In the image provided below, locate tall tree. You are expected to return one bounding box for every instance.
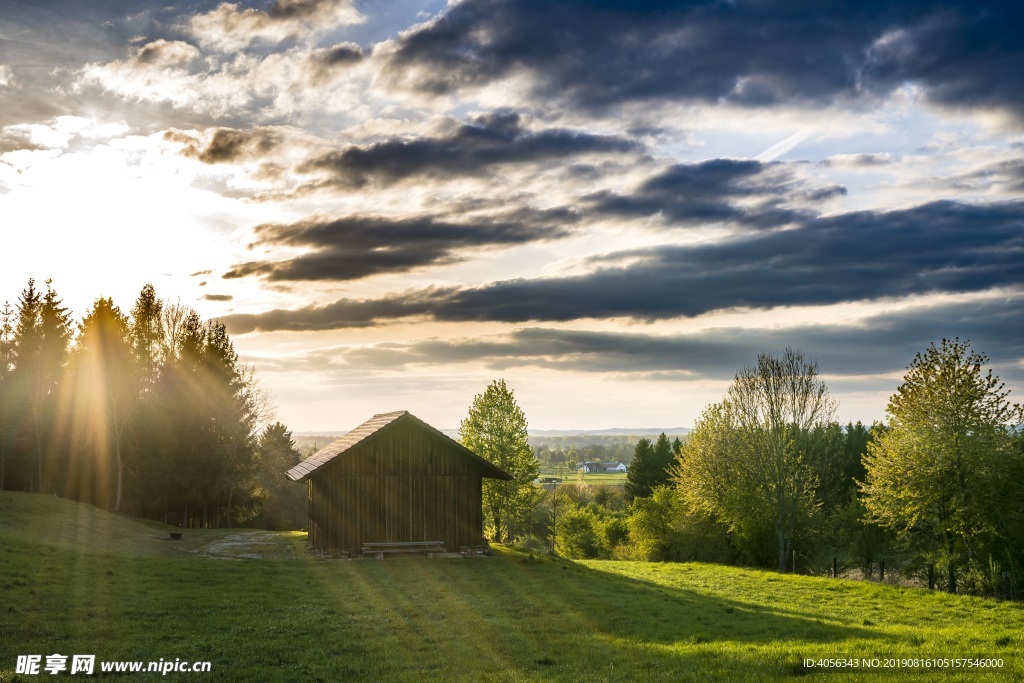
[10,279,72,492]
[129,283,163,393]
[253,422,304,530]
[675,348,838,571]
[860,339,1024,593]
[624,435,673,502]
[71,298,139,511]
[459,379,540,543]
[0,301,14,489]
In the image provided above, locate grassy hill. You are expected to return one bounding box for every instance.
[1,492,1021,681]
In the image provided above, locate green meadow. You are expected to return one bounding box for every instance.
[1,491,1021,682]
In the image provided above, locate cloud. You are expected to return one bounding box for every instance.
[952,157,1024,195]
[379,0,1024,122]
[168,127,283,164]
[259,296,1024,393]
[296,112,640,190]
[221,199,1024,331]
[77,36,368,122]
[306,43,364,85]
[862,5,1024,119]
[221,288,450,332]
[224,208,576,281]
[187,0,364,52]
[77,39,209,111]
[588,158,845,229]
[0,65,17,88]
[202,293,234,301]
[132,39,200,67]
[821,153,895,168]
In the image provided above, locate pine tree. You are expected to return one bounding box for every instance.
[624,438,656,502]
[72,298,139,511]
[129,283,163,392]
[0,301,14,489]
[10,279,71,492]
[254,422,304,530]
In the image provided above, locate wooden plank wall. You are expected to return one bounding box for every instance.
[307,421,487,553]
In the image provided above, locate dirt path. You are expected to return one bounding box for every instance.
[179,530,304,560]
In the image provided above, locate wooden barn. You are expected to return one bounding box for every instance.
[286,411,512,555]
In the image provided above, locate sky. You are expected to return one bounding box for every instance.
[1,0,1022,432]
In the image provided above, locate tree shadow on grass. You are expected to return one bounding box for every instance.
[493,551,878,643]
[277,548,885,681]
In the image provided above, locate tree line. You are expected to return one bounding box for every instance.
[476,342,1024,599]
[0,280,304,529]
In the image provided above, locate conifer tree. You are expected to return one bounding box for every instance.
[11,279,72,492]
[72,298,138,510]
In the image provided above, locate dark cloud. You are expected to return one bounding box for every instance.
[953,158,1024,195]
[337,296,1024,383]
[381,0,1024,120]
[221,287,450,332]
[821,153,894,168]
[297,112,639,189]
[860,3,1024,117]
[132,39,198,67]
[202,294,233,301]
[169,127,283,164]
[223,208,576,281]
[268,0,346,21]
[306,42,363,85]
[589,159,845,229]
[221,199,1024,331]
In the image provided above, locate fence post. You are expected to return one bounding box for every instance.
[880,557,885,581]
[833,557,837,578]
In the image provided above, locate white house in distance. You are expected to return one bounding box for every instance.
[579,461,627,473]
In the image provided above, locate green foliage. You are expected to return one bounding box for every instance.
[5,279,73,493]
[861,338,1024,594]
[622,485,682,561]
[0,301,15,489]
[553,494,625,560]
[0,281,278,529]
[591,483,625,511]
[675,348,840,571]
[624,433,673,502]
[555,504,603,558]
[459,379,541,543]
[251,422,305,530]
[67,297,139,511]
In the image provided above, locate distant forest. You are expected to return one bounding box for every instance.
[530,433,688,468]
[0,279,304,530]
[296,432,691,469]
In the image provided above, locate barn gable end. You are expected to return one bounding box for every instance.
[285,411,512,554]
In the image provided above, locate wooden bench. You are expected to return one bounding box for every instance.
[362,541,446,559]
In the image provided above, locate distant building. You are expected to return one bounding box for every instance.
[578,461,627,473]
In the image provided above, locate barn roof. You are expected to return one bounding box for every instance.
[285,410,514,483]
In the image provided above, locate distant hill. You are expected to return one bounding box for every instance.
[527,427,691,437]
[296,427,691,439]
